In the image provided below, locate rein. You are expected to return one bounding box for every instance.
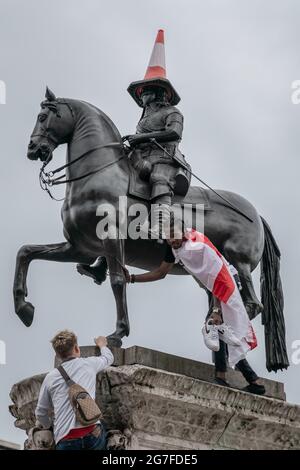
[39,142,126,201]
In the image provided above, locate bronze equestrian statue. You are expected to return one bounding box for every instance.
[13,84,288,372]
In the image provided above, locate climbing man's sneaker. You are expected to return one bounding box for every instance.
[214,377,230,387]
[243,383,266,395]
[202,321,220,352]
[217,323,242,347]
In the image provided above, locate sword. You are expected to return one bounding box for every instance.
[149,138,254,223]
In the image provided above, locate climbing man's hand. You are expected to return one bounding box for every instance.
[122,267,131,283]
[94,336,108,349]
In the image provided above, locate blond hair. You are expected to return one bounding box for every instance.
[51,330,78,359]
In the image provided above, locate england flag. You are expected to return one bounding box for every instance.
[173,229,257,366]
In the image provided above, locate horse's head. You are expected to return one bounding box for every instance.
[27,87,75,162]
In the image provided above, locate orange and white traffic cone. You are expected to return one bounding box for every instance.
[127,29,180,107]
[144,29,166,80]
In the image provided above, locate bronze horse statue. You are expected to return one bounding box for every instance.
[13,88,289,372]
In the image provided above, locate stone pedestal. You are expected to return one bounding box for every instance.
[9,346,300,450]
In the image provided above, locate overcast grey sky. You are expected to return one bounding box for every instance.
[1,0,300,446]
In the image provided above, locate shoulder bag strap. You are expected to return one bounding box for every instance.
[57,365,76,386]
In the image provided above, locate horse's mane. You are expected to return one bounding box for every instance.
[62,98,122,141]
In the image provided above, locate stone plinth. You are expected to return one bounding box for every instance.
[9,346,300,450]
[76,345,285,401]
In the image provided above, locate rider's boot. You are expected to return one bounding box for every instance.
[148,204,171,243]
[148,195,172,243]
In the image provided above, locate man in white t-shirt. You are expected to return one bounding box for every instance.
[35,330,114,450]
[124,221,265,395]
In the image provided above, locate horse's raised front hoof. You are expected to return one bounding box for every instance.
[245,302,263,320]
[16,301,35,327]
[107,335,123,348]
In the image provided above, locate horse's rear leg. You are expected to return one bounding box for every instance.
[233,262,263,320]
[103,239,129,347]
[13,242,91,326]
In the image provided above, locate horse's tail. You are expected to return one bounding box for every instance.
[260,216,289,372]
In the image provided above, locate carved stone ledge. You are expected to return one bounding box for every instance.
[79,345,286,401]
[99,364,300,450]
[9,347,298,450]
[9,374,46,431]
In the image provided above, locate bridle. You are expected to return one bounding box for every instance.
[39,142,126,201]
[32,98,74,148]
[35,100,127,201]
